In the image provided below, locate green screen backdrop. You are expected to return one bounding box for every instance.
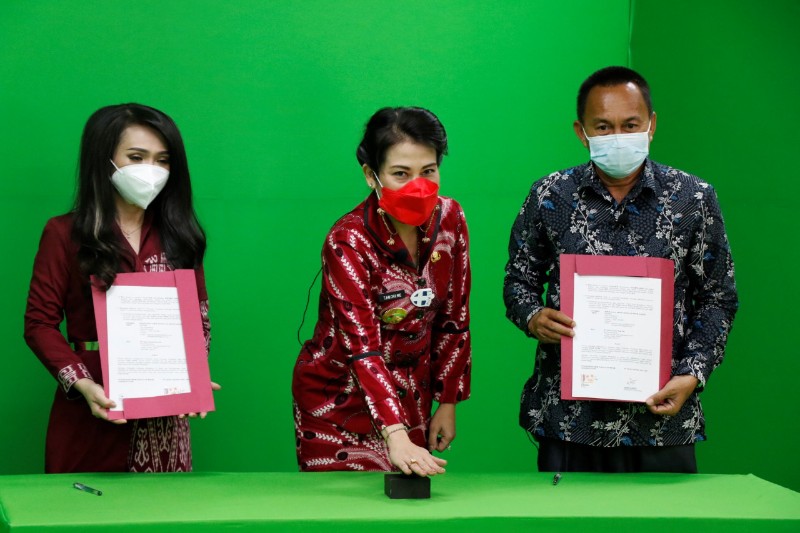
[631,0,800,492]
[1,0,797,492]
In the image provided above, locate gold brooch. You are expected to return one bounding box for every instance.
[381,308,407,324]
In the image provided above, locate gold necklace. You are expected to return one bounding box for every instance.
[376,208,398,245]
[377,205,439,246]
[419,205,439,243]
[119,223,142,238]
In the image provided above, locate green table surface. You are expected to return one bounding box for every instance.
[1,472,799,532]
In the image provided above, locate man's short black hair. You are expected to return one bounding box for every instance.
[577,66,653,122]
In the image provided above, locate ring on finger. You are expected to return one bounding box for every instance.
[409,458,417,464]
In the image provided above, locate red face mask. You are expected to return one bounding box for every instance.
[377,176,440,226]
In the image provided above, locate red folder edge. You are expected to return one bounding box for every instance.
[91,270,214,420]
[559,254,674,402]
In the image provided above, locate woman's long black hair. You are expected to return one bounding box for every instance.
[72,103,205,288]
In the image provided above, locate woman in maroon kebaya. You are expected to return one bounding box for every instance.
[24,104,216,473]
[293,107,471,475]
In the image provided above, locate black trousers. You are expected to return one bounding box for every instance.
[536,437,697,473]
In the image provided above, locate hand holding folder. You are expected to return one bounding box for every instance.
[91,270,215,420]
[559,254,674,402]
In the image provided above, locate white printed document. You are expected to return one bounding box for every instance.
[105,285,191,411]
[571,274,661,401]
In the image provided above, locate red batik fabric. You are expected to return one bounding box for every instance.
[293,193,471,471]
[24,212,210,473]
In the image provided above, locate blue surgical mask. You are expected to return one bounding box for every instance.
[583,123,651,179]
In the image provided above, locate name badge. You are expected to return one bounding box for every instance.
[377,290,406,303]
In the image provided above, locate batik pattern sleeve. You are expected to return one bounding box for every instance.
[200,300,210,356]
[24,219,93,393]
[322,229,407,429]
[194,264,211,356]
[674,184,738,388]
[430,205,471,404]
[503,182,552,336]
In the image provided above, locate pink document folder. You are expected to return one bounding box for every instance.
[559,254,674,401]
[91,270,214,420]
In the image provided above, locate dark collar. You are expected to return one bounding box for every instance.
[577,159,658,201]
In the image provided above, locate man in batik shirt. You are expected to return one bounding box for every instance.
[504,66,738,473]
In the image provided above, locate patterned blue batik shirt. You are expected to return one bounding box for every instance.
[504,159,738,447]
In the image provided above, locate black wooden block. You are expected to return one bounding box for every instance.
[384,473,431,499]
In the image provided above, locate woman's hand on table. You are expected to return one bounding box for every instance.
[384,424,447,477]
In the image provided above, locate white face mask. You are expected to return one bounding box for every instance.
[583,123,650,179]
[110,161,169,209]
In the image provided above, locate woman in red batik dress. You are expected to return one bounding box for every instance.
[293,107,471,476]
[24,103,217,473]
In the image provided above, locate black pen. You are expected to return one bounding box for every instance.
[552,473,562,486]
[73,482,103,496]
